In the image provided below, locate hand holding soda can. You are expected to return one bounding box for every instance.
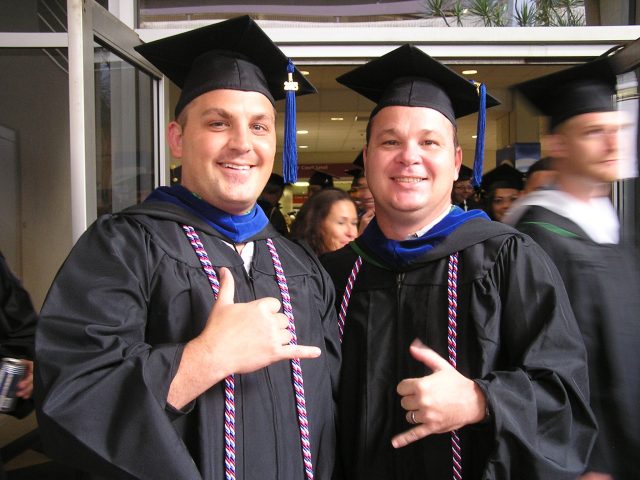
[0,357,31,413]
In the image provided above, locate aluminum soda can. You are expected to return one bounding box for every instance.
[0,357,27,413]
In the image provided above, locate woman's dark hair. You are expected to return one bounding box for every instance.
[290,188,355,256]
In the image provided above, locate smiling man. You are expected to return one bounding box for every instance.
[321,45,596,479]
[35,17,340,480]
[509,58,640,480]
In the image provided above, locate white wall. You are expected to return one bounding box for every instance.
[0,50,72,309]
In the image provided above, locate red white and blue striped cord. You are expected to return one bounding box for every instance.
[181,226,314,480]
[447,252,462,480]
[338,252,462,480]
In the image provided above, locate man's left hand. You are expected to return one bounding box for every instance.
[392,339,487,448]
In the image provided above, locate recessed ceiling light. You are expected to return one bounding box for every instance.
[330,117,344,121]
[297,130,309,134]
[300,70,310,76]
[472,135,478,139]
[299,145,308,149]
[462,69,478,75]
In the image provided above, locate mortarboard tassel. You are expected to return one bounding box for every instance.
[472,81,487,189]
[283,59,299,184]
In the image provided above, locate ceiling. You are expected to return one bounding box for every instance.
[271,62,569,176]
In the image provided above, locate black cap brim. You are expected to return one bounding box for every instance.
[456,164,473,181]
[481,163,525,191]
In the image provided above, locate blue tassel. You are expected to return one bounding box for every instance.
[472,82,486,189]
[283,59,299,184]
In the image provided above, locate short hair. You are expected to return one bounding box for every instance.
[526,157,553,177]
[290,188,355,256]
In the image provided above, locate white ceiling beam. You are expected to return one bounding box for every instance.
[137,25,640,62]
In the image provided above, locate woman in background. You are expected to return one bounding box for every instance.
[291,188,358,256]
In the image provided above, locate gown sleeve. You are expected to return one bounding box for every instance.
[34,216,202,480]
[473,234,597,479]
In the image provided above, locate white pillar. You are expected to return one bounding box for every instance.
[67,0,97,241]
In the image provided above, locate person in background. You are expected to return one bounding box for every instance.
[485,181,522,222]
[347,152,375,234]
[258,173,289,236]
[501,157,556,225]
[35,16,339,480]
[451,164,481,211]
[321,44,596,480]
[0,251,37,480]
[481,163,524,222]
[523,156,556,194]
[307,170,334,197]
[0,253,36,407]
[510,57,640,480]
[291,188,358,256]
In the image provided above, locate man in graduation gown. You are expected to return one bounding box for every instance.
[321,45,597,480]
[34,16,339,480]
[508,58,640,480]
[451,164,482,211]
[0,251,38,479]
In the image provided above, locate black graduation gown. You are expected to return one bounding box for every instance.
[35,201,340,480]
[321,218,596,480]
[516,205,640,480]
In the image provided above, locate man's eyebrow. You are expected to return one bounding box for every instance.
[199,108,275,123]
[200,107,230,118]
[251,112,276,123]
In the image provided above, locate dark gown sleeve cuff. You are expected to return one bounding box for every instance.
[163,343,196,420]
[472,379,492,425]
[165,399,196,419]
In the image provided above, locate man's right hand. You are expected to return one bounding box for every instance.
[168,267,321,409]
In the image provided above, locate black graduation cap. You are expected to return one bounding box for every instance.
[134,16,316,184]
[336,44,500,125]
[336,44,500,188]
[456,165,473,182]
[266,173,286,187]
[308,171,334,189]
[345,151,365,180]
[514,56,617,131]
[481,163,525,192]
[135,15,315,116]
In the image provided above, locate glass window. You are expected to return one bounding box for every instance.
[137,0,429,26]
[0,47,70,289]
[94,44,156,216]
[1,0,68,32]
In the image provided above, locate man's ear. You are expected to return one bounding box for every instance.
[362,145,369,170]
[167,121,184,159]
[453,146,463,181]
